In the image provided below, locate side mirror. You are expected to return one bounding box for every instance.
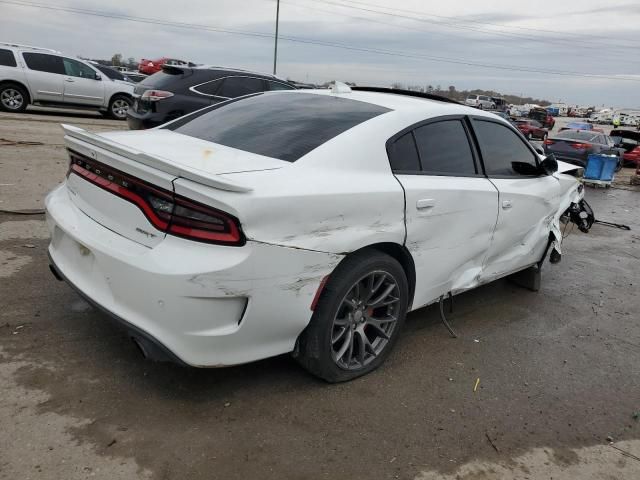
[94,73,102,81]
[540,153,558,175]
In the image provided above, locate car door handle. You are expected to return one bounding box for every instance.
[502,200,513,210]
[64,78,75,82]
[416,198,436,210]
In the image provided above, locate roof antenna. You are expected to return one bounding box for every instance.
[331,81,352,94]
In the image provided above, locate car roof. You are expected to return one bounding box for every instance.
[0,42,61,54]
[162,64,291,83]
[287,88,498,119]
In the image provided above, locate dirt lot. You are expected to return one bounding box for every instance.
[1,110,639,479]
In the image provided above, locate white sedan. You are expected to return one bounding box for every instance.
[46,85,587,382]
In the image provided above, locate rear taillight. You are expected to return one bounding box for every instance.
[67,151,244,246]
[570,143,591,150]
[140,90,174,101]
[167,196,242,244]
[543,139,554,145]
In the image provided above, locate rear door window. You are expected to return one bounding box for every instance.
[168,93,390,162]
[192,79,223,96]
[218,77,266,98]
[413,120,476,175]
[0,49,17,67]
[22,53,65,74]
[388,132,420,172]
[63,58,97,79]
[473,120,539,176]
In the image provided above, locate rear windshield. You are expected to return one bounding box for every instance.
[167,93,391,162]
[137,70,188,90]
[555,130,598,141]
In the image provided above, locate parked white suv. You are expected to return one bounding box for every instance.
[465,94,496,110]
[0,43,134,119]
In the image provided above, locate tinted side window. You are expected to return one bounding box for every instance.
[413,120,476,175]
[0,49,17,67]
[473,120,539,176]
[388,132,420,172]
[23,53,64,74]
[193,79,223,96]
[267,81,294,91]
[63,58,97,79]
[218,77,265,98]
[95,65,125,81]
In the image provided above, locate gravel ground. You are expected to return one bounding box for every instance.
[1,109,639,480]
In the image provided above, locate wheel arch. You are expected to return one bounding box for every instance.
[339,242,416,310]
[0,80,32,104]
[108,91,133,107]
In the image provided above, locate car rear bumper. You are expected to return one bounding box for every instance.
[45,183,342,367]
[126,110,163,130]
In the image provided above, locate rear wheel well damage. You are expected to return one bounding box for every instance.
[338,242,416,309]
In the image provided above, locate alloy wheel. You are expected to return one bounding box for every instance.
[1,88,24,110]
[111,98,130,119]
[331,271,401,370]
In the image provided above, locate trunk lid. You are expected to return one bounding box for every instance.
[62,125,286,247]
[546,138,592,156]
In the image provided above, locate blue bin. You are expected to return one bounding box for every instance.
[584,154,618,182]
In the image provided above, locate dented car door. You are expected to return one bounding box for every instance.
[388,117,499,309]
[471,118,561,281]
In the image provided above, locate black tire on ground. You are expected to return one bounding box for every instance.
[295,250,409,383]
[542,133,548,141]
[527,132,533,140]
[0,83,28,113]
[107,94,132,120]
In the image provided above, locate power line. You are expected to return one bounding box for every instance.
[2,0,639,82]
[309,0,640,53]
[281,0,640,65]
[332,0,640,47]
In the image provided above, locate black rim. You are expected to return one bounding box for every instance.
[330,271,401,370]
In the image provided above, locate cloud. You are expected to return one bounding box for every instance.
[2,0,639,106]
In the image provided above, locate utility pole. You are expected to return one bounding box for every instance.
[273,0,280,75]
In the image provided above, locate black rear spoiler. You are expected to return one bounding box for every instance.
[352,86,461,105]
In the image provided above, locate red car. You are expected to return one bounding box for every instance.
[515,119,548,140]
[611,129,640,167]
[138,57,189,75]
[528,107,555,129]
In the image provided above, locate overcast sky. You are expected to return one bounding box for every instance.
[2,0,639,106]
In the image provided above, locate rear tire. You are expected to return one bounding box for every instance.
[0,83,28,113]
[107,94,132,120]
[295,250,409,382]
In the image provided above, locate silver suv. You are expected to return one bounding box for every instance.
[0,43,134,119]
[465,94,496,110]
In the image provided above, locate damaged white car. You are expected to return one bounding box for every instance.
[45,85,591,382]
